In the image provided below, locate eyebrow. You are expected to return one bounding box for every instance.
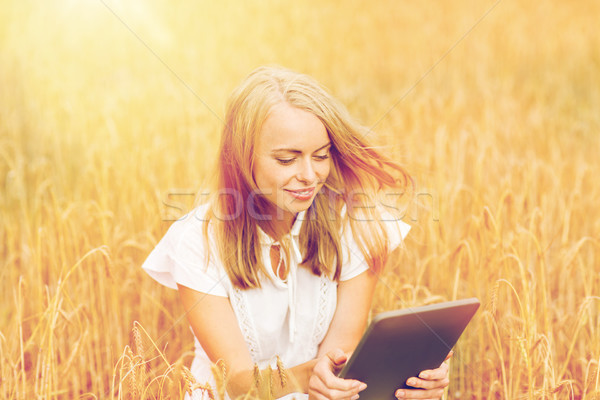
[270,142,331,155]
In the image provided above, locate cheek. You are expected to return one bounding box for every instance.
[255,163,291,190]
[252,160,270,189]
[318,160,331,180]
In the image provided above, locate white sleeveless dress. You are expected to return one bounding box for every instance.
[141,203,410,399]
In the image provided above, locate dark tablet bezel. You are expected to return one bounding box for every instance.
[338,298,480,400]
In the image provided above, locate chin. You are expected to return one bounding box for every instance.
[285,200,315,214]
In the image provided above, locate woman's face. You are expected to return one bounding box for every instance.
[252,102,331,222]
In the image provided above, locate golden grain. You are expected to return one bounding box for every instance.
[210,360,227,400]
[276,355,288,389]
[1,0,599,398]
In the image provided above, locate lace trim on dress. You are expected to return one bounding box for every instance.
[231,288,261,362]
[311,274,333,350]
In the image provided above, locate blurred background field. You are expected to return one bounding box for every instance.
[1,0,599,398]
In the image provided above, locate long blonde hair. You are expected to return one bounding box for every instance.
[205,66,412,289]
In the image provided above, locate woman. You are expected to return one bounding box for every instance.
[142,66,450,399]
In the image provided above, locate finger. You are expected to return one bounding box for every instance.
[313,364,356,391]
[395,387,445,399]
[418,362,449,380]
[318,375,365,394]
[310,391,359,400]
[327,348,348,366]
[312,357,366,393]
[311,375,366,400]
[308,390,329,400]
[444,350,453,361]
[310,386,356,400]
[405,376,450,390]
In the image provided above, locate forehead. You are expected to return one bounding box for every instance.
[256,102,329,152]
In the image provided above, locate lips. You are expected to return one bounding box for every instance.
[285,187,315,201]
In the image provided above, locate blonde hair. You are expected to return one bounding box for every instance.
[205,66,412,289]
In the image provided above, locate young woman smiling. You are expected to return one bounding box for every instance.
[142,66,450,400]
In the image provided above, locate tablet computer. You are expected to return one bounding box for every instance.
[338,298,480,400]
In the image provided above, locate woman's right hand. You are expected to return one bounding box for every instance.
[308,348,367,400]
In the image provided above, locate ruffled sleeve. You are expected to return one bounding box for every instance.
[141,205,229,297]
[339,211,411,282]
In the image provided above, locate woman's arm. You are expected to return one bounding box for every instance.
[318,269,378,357]
[311,266,451,400]
[308,270,378,399]
[177,283,316,398]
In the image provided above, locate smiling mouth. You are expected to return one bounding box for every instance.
[285,187,315,201]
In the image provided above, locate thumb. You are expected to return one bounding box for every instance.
[327,348,347,366]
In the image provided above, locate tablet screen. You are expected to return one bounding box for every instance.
[339,298,480,400]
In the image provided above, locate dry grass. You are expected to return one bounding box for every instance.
[1,0,599,398]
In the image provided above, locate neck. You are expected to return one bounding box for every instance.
[258,206,296,242]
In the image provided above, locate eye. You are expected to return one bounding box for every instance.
[276,158,295,165]
[313,154,330,161]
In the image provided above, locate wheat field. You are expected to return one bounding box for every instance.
[1,0,599,399]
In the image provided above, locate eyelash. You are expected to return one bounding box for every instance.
[276,154,330,165]
[277,158,294,165]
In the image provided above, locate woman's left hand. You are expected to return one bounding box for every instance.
[394,352,452,399]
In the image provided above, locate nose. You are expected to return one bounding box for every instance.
[296,157,317,184]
